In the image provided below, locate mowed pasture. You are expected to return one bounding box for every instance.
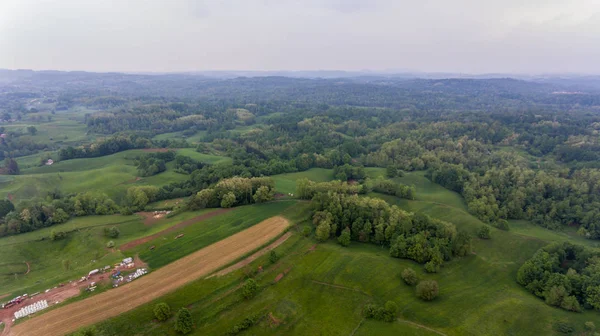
[83,173,599,336]
[0,149,230,202]
[11,216,291,336]
[87,213,596,336]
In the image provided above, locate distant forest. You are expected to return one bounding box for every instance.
[1,71,600,239]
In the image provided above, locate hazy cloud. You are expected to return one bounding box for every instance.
[0,0,599,74]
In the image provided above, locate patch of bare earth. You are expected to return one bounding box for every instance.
[119,208,233,251]
[0,271,112,334]
[10,216,290,336]
[208,231,292,278]
[136,212,166,226]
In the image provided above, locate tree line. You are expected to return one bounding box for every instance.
[517,242,600,312]
[309,192,471,272]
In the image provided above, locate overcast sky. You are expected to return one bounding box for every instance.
[1,0,599,74]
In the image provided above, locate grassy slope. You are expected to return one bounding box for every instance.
[0,149,230,202]
[135,201,298,268]
[0,209,217,297]
[272,168,335,194]
[6,167,595,335]
[89,210,597,336]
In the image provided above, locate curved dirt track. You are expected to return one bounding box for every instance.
[10,216,290,336]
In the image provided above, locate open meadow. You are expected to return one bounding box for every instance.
[0,149,230,202]
[63,172,599,336]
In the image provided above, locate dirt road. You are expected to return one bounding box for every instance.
[10,216,289,336]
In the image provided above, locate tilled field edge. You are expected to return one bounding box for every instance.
[10,216,290,336]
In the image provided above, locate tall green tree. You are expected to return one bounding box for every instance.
[174,308,193,334]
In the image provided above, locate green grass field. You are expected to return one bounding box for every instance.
[0,208,220,297]
[88,220,597,336]
[0,149,230,203]
[81,170,600,336]
[135,201,298,268]
[272,168,335,194]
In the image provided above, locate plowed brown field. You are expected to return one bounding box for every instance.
[10,216,290,336]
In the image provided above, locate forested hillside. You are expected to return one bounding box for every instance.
[1,71,600,239]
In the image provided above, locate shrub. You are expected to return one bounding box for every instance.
[383,301,398,322]
[553,321,574,334]
[416,280,439,301]
[494,219,509,231]
[106,241,115,248]
[104,226,120,238]
[401,268,418,286]
[269,250,279,264]
[363,301,397,322]
[121,207,134,215]
[228,316,258,335]
[154,302,172,322]
[73,326,98,336]
[545,286,568,307]
[363,304,378,318]
[50,230,66,241]
[337,228,351,247]
[315,221,331,242]
[221,192,236,208]
[585,321,596,331]
[560,296,581,312]
[174,308,193,334]
[477,225,491,239]
[302,226,312,237]
[242,278,258,299]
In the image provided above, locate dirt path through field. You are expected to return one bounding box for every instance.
[397,318,448,336]
[120,208,233,250]
[208,231,292,278]
[10,216,289,336]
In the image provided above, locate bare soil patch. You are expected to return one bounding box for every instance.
[137,212,166,226]
[209,232,292,278]
[0,270,112,333]
[10,216,290,336]
[120,208,233,251]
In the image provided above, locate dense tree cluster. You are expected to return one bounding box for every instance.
[173,155,206,174]
[310,192,471,270]
[517,242,600,312]
[58,134,151,161]
[428,162,600,237]
[296,179,363,200]
[368,178,416,200]
[0,191,117,237]
[364,301,398,322]
[124,186,161,212]
[187,177,275,210]
[135,151,176,177]
[333,164,366,182]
